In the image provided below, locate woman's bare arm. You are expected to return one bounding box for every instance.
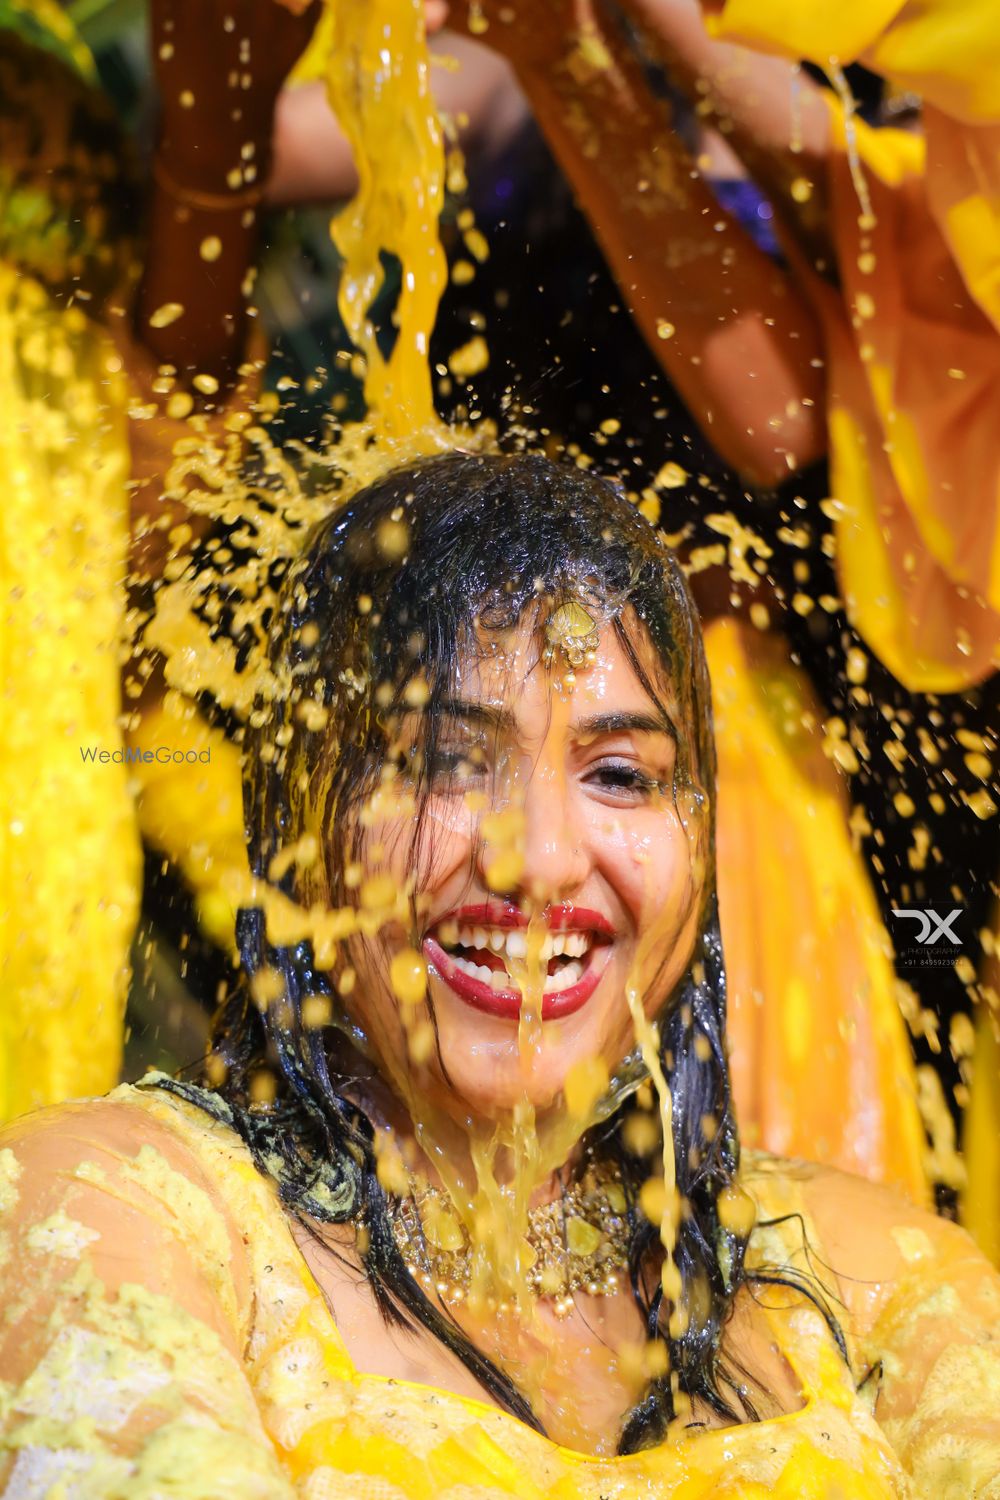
[622,1,832,203]
[460,0,826,486]
[136,0,320,390]
[268,30,527,207]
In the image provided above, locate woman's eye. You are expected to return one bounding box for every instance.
[426,747,487,788]
[586,761,665,800]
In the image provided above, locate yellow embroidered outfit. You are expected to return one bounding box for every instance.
[5,1076,997,1498]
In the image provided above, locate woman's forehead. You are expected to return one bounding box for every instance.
[452,614,676,722]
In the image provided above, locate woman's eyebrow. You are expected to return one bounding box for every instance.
[574,711,677,741]
[438,697,516,733]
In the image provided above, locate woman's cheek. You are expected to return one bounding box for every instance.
[409,797,477,895]
[612,809,692,924]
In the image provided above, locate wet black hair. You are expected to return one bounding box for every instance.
[152,451,755,1448]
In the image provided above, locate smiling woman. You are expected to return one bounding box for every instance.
[2,454,1000,1495]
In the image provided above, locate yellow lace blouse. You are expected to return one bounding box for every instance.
[1,1075,998,1498]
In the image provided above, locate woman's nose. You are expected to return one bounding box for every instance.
[481,772,589,905]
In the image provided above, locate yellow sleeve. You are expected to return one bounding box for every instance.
[866,1220,1000,1497]
[0,1097,296,1498]
[805,1167,1000,1496]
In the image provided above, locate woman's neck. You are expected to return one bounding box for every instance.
[343,1066,588,1210]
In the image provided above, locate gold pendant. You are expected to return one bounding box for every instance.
[543,601,601,672]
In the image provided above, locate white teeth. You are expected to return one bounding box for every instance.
[505,930,528,960]
[545,959,583,993]
[438,925,594,959]
[446,951,587,996]
[451,953,486,983]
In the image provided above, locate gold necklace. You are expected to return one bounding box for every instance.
[390,1160,631,1318]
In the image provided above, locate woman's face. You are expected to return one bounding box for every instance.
[345,610,706,1124]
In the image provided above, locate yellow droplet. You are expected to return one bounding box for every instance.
[302,995,332,1029]
[564,1057,609,1118]
[403,675,430,707]
[717,1184,756,1238]
[894,793,916,818]
[655,460,687,489]
[447,336,489,377]
[966,789,997,820]
[250,966,285,1012]
[390,947,427,1007]
[199,235,223,263]
[409,1019,435,1063]
[964,751,992,781]
[149,301,184,329]
[193,372,219,396]
[790,176,813,203]
[656,318,676,340]
[485,848,524,892]
[954,956,976,989]
[360,873,396,910]
[376,517,409,560]
[179,88,195,109]
[166,391,193,420]
[463,227,489,263]
[249,1070,277,1106]
[375,1136,410,1196]
[639,1177,667,1224]
[638,492,661,526]
[846,647,868,684]
[623,1111,659,1155]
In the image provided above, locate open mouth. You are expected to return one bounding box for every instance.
[422,903,614,1020]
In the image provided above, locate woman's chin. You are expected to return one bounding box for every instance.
[421,1049,569,1120]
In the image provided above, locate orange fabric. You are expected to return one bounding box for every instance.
[811,114,1000,692]
[709,0,1000,692]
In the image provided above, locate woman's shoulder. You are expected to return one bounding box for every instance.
[0,1078,264,1362]
[740,1148,993,1339]
[0,1072,256,1206]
